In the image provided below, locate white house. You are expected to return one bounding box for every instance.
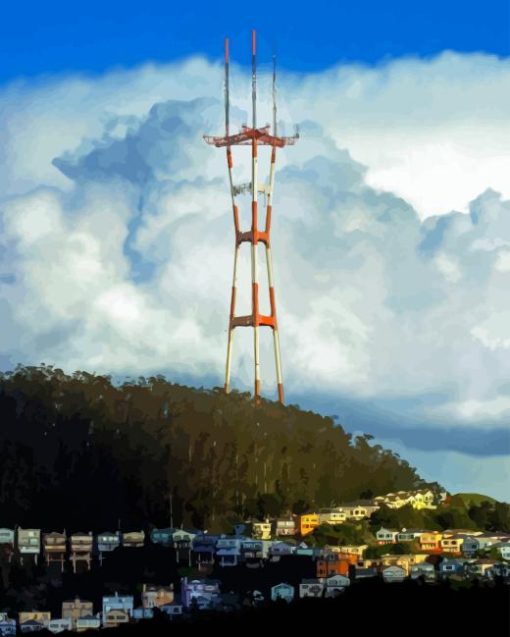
[299,579,325,598]
[48,618,72,634]
[75,615,101,632]
[324,574,350,597]
[382,566,406,583]
[102,593,134,625]
[376,528,399,544]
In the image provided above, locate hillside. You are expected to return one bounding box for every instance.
[454,493,498,507]
[0,365,429,532]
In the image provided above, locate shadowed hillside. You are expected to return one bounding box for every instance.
[0,365,427,531]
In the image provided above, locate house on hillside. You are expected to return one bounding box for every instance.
[407,490,437,510]
[19,620,45,633]
[75,615,101,632]
[316,553,351,578]
[181,577,221,609]
[192,534,218,569]
[324,574,350,597]
[241,539,266,565]
[334,544,367,560]
[466,559,498,578]
[102,593,134,625]
[17,529,41,564]
[439,559,465,578]
[122,530,145,548]
[172,530,197,564]
[97,531,120,563]
[62,598,94,629]
[132,608,154,620]
[379,553,428,576]
[463,533,507,556]
[354,566,378,579]
[440,535,464,555]
[0,613,16,636]
[103,609,130,628]
[252,521,272,540]
[382,565,406,583]
[376,527,398,544]
[340,500,380,520]
[142,584,174,609]
[274,517,297,537]
[410,562,436,582]
[19,613,50,633]
[268,541,295,561]
[298,513,320,536]
[43,532,67,571]
[319,508,347,525]
[375,489,437,510]
[70,532,93,572]
[419,531,443,552]
[48,618,72,634]
[216,536,242,567]
[299,579,325,598]
[271,583,295,603]
[397,529,426,543]
[150,527,175,547]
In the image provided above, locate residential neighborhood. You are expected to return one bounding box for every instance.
[0,489,508,633]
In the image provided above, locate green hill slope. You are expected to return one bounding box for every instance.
[454,493,498,507]
[0,365,431,532]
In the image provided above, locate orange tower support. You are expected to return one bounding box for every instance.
[204,30,298,404]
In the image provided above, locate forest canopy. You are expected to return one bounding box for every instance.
[0,365,428,532]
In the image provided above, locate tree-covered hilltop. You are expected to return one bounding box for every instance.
[0,365,428,532]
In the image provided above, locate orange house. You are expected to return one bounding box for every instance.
[316,555,351,578]
[419,532,443,553]
[299,514,320,537]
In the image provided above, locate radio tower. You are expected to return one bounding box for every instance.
[204,30,298,404]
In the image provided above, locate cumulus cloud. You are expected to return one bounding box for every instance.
[0,51,509,497]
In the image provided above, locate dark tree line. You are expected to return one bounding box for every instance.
[0,365,427,532]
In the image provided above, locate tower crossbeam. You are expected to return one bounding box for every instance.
[203,30,298,404]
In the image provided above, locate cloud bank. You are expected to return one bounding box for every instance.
[0,51,509,498]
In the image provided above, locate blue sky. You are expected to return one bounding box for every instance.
[0,0,508,82]
[0,0,509,500]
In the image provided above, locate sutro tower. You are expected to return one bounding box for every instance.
[204,30,298,404]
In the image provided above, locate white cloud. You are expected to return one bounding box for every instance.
[0,51,509,444]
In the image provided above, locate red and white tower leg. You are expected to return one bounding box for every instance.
[205,30,298,404]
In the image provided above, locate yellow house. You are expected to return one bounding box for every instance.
[103,609,130,628]
[375,489,437,510]
[380,553,430,575]
[62,598,94,629]
[19,612,51,627]
[441,536,464,554]
[299,513,320,537]
[419,532,443,552]
[408,490,437,510]
[252,522,272,540]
